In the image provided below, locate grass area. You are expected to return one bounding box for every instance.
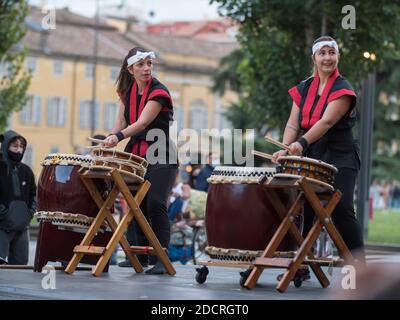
[367,209,400,244]
[30,216,38,226]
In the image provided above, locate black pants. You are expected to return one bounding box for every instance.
[302,168,365,261]
[126,165,177,264]
[0,228,29,265]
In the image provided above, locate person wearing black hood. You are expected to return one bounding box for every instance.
[0,130,37,265]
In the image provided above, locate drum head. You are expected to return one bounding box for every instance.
[41,153,93,167]
[35,211,108,233]
[277,155,338,173]
[90,147,147,183]
[91,147,148,168]
[273,173,334,192]
[208,166,276,184]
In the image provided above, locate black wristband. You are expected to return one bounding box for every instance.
[297,136,309,153]
[115,131,124,142]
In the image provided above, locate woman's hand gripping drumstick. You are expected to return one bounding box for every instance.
[86,137,112,149]
[253,149,287,164]
[264,135,291,151]
[264,136,291,163]
[88,136,119,148]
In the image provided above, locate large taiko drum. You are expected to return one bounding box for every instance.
[37,153,107,216]
[34,153,111,272]
[205,166,300,262]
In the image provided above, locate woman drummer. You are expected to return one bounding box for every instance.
[104,47,178,274]
[272,36,365,263]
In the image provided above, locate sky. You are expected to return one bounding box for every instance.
[28,0,221,22]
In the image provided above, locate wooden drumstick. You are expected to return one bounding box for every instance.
[252,150,274,160]
[87,137,106,144]
[264,135,290,151]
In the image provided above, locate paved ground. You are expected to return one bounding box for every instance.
[0,241,399,300]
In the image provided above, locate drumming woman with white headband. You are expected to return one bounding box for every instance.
[104,47,178,274]
[272,36,365,264]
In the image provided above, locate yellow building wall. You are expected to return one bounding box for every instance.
[163,53,219,68]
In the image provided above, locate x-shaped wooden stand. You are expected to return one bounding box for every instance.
[244,177,355,292]
[64,168,175,277]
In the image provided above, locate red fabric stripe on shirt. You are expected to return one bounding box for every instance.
[301,72,319,128]
[132,143,138,155]
[309,69,340,127]
[288,86,302,107]
[301,68,340,129]
[139,141,149,158]
[327,89,356,104]
[148,89,172,107]
[128,77,153,156]
[129,77,153,124]
[138,77,153,117]
[129,81,137,124]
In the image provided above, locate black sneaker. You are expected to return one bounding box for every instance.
[0,257,7,265]
[145,261,167,275]
[117,260,131,267]
[118,259,148,268]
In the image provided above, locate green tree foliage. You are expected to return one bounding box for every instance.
[372,52,400,181]
[0,0,31,131]
[211,0,400,130]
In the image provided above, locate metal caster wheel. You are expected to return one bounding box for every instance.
[239,269,252,288]
[195,266,209,284]
[294,276,303,288]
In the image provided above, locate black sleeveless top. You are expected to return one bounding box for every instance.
[288,75,360,170]
[119,77,177,165]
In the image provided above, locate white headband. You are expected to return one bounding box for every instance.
[312,40,339,55]
[127,51,156,67]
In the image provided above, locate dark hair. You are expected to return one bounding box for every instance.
[10,136,27,149]
[115,46,148,98]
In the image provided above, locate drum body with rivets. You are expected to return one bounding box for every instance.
[38,153,107,216]
[34,153,111,272]
[205,167,299,259]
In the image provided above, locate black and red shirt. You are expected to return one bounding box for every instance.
[119,77,177,164]
[288,70,360,170]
